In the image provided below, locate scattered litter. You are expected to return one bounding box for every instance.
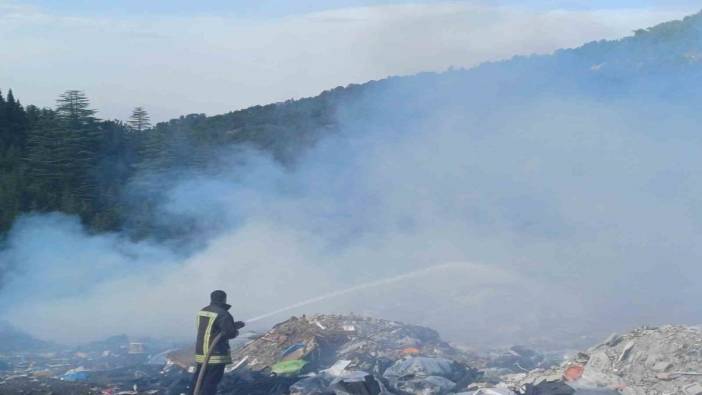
[314,321,327,330]
[323,359,352,377]
[330,371,383,395]
[290,375,332,395]
[228,355,250,372]
[271,359,309,376]
[465,388,517,395]
[61,368,89,382]
[562,365,583,382]
[383,356,478,394]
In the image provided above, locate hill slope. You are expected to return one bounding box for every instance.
[1,10,702,240]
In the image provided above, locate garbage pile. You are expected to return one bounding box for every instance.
[0,333,183,394]
[231,314,482,394]
[5,318,702,395]
[0,374,101,395]
[0,314,484,394]
[497,325,702,395]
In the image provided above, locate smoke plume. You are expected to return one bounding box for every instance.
[2,49,702,349]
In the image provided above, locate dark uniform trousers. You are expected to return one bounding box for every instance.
[190,363,225,395]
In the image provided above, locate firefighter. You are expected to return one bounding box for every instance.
[190,290,245,395]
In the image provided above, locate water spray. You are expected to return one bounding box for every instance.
[244,262,466,324]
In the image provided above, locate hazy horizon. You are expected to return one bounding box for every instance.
[1,0,698,121]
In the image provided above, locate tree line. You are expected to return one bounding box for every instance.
[0,90,158,234]
[0,87,349,239]
[0,88,244,237]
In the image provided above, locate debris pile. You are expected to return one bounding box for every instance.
[383,356,476,394]
[4,318,702,395]
[0,374,101,395]
[0,334,181,394]
[576,325,702,394]
[500,325,702,395]
[0,315,482,394]
[231,314,481,394]
[233,315,475,373]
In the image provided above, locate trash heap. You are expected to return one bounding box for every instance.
[5,318,702,395]
[230,314,481,394]
[498,325,702,395]
[0,374,101,395]
[0,334,181,394]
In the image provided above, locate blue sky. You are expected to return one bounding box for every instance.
[2,1,699,120]
[20,0,702,17]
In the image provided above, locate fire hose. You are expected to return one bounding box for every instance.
[192,332,224,395]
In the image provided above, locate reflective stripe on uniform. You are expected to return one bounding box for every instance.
[197,310,218,356]
[195,354,232,364]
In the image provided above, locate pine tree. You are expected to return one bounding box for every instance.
[56,90,96,126]
[6,90,15,109]
[24,90,102,215]
[3,89,28,149]
[128,106,151,131]
[0,90,6,149]
[60,91,101,207]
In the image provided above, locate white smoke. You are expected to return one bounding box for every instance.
[3,84,702,349]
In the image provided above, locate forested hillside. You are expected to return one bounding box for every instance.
[2,10,701,241]
[0,91,142,234]
[0,86,362,238]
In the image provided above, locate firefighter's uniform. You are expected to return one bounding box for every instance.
[190,290,245,395]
